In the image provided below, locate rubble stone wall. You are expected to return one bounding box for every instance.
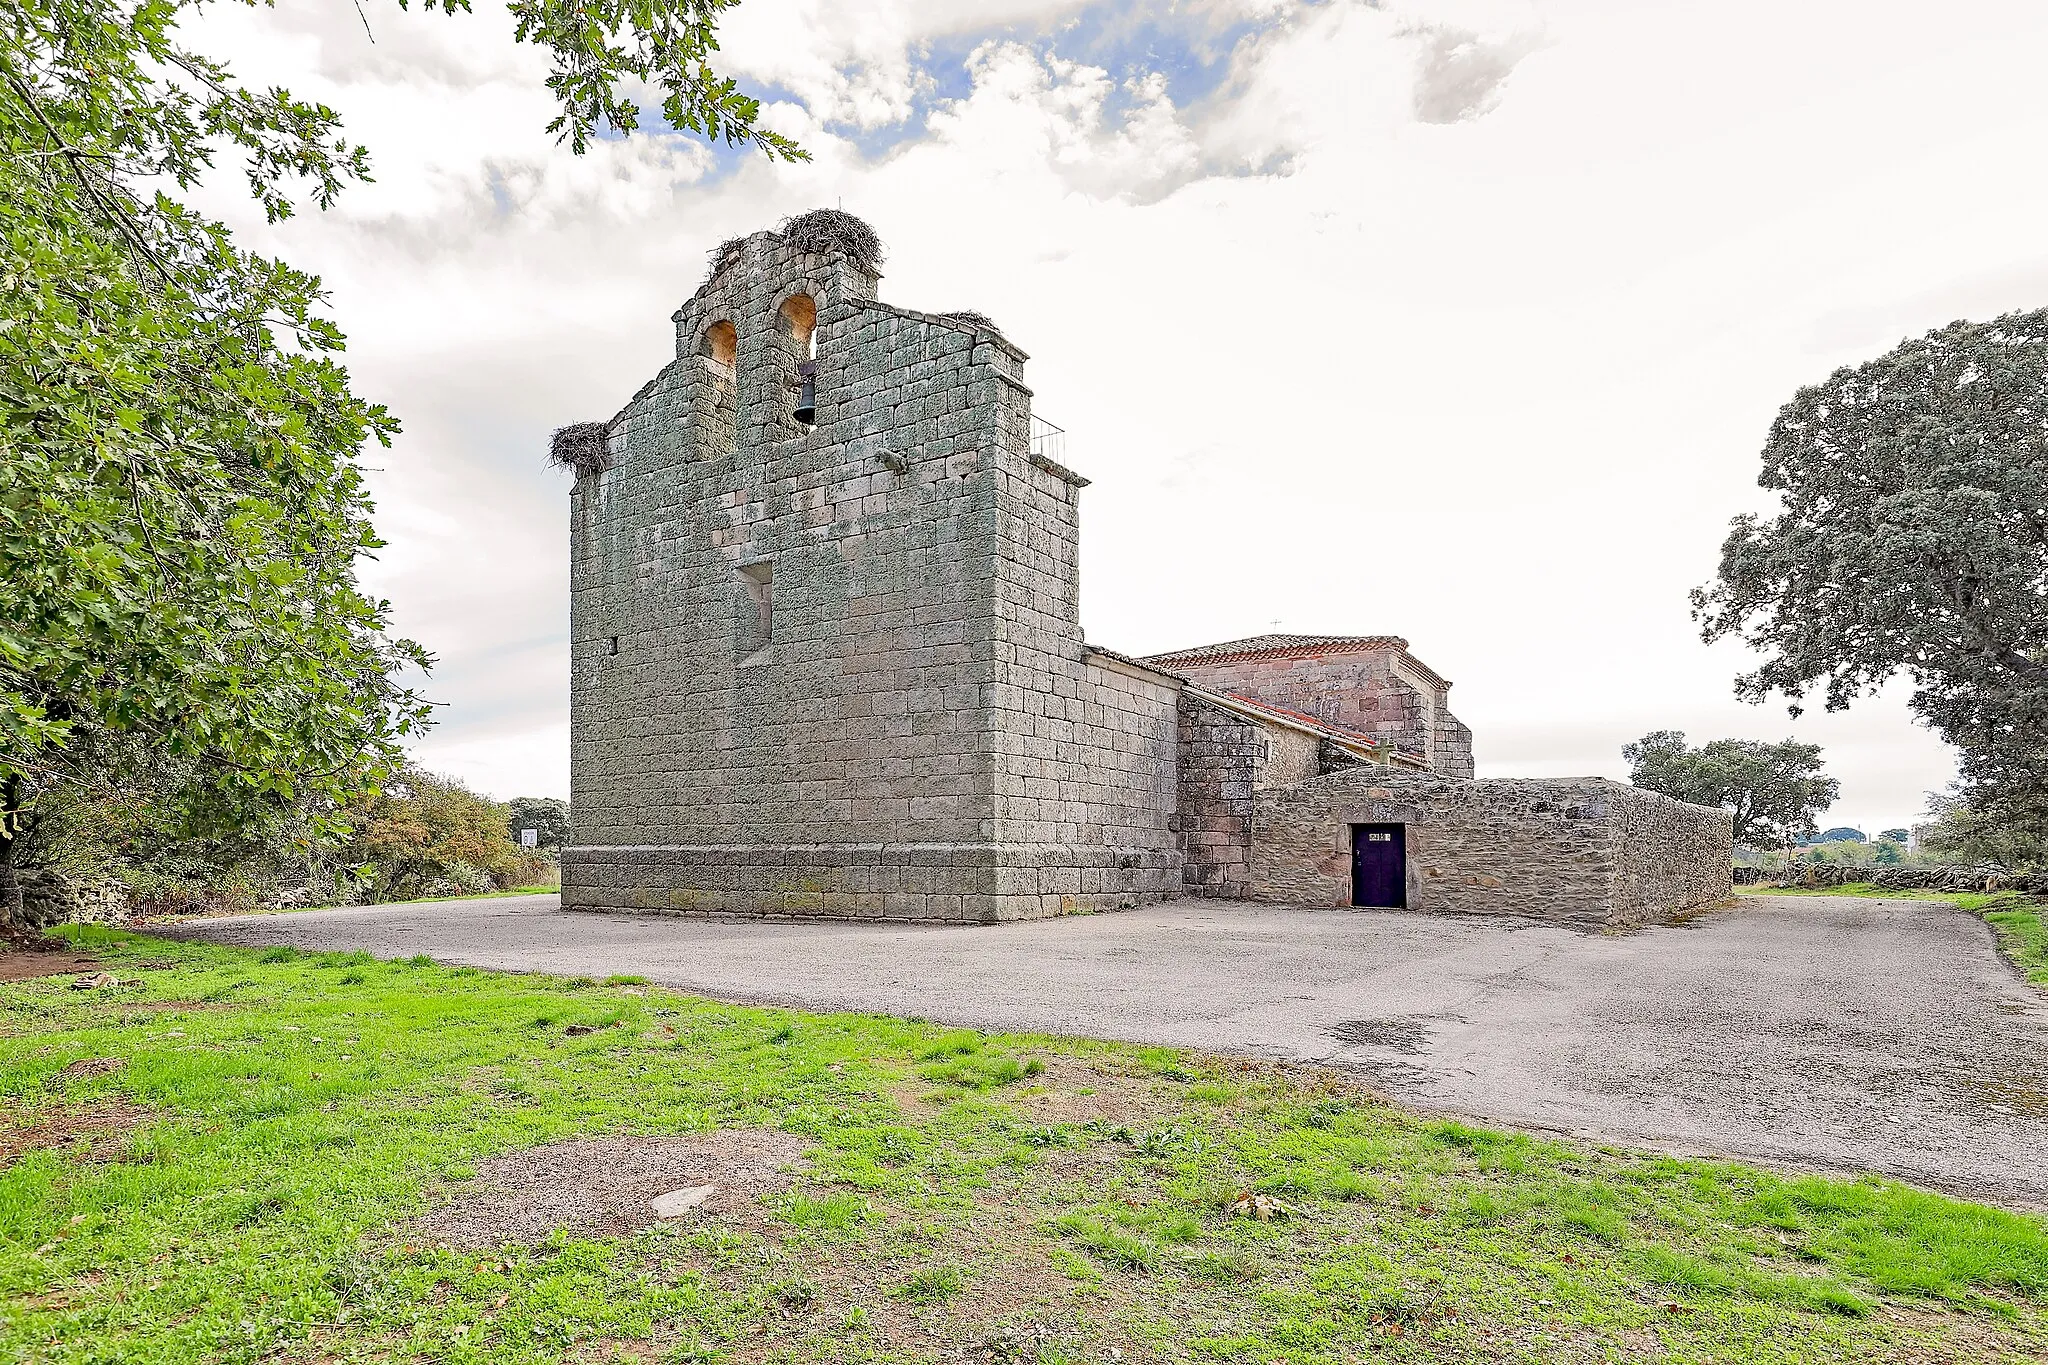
[1249,770,1731,926]
[1735,863,2048,895]
[1609,785,1740,925]
[18,869,130,929]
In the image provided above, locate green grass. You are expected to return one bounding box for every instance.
[1743,882,2048,984]
[3,927,2046,1363]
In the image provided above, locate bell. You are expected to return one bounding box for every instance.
[793,359,817,425]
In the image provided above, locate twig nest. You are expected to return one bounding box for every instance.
[549,422,612,478]
[779,209,885,274]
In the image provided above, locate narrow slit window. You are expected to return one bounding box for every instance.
[607,636,619,656]
[737,561,773,659]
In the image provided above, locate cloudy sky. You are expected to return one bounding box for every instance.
[195,0,2048,833]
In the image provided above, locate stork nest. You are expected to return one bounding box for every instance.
[779,209,884,274]
[549,422,612,478]
[937,310,1002,335]
[707,236,746,278]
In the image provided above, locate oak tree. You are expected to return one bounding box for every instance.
[1624,730,1839,848]
[1693,311,2048,849]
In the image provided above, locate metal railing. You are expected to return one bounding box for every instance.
[1029,414,1066,464]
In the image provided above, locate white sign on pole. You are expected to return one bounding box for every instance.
[521,828,538,849]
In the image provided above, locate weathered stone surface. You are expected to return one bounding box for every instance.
[18,869,129,929]
[1173,693,1328,896]
[1147,635,1475,778]
[564,215,1720,928]
[1250,770,1732,926]
[564,219,1181,921]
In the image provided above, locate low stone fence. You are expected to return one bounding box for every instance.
[18,869,131,928]
[1736,863,2048,895]
[1249,770,1732,927]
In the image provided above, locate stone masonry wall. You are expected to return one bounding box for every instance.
[1249,770,1731,926]
[1609,784,1739,925]
[564,223,1181,922]
[1164,648,1474,777]
[18,869,130,928]
[1263,723,1324,788]
[1174,695,1260,896]
[1172,696,1338,898]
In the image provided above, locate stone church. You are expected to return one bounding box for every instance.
[560,212,1730,927]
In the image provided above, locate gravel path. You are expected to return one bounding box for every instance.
[158,893,2048,1206]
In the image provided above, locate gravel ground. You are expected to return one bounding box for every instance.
[405,1129,809,1248]
[159,893,2048,1207]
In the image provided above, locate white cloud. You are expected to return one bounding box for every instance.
[173,0,2048,832]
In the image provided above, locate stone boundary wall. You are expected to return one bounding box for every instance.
[1734,864,2048,895]
[18,869,130,928]
[1609,786,1741,925]
[1250,770,1731,927]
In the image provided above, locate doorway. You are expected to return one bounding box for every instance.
[1350,823,1407,908]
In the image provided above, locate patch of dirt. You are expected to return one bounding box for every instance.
[406,1128,809,1249]
[50,1057,127,1085]
[1013,1055,1161,1126]
[1,1100,151,1170]
[0,949,101,983]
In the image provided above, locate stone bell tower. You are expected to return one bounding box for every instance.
[560,211,1183,921]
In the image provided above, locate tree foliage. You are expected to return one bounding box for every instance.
[0,0,795,928]
[1917,786,2048,870]
[1693,311,2048,846]
[505,795,571,851]
[1624,730,1839,848]
[343,768,550,902]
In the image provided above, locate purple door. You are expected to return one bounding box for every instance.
[1350,823,1406,908]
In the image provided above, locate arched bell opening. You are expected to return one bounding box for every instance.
[780,293,819,425]
[700,319,737,376]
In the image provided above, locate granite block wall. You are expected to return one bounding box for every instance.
[563,220,1183,921]
[1248,769,1732,926]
